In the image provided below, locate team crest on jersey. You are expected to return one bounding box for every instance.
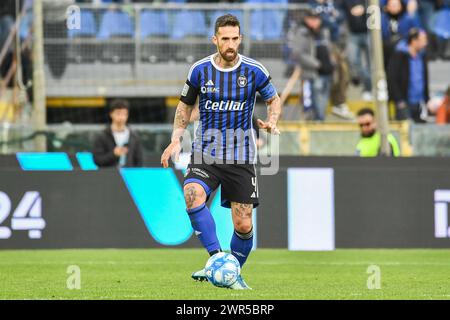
[237,75,247,87]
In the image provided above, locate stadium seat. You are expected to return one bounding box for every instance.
[171,10,208,62]
[264,0,287,40]
[432,8,450,40]
[171,11,207,39]
[68,9,97,38]
[98,9,134,39]
[140,10,171,63]
[246,0,286,58]
[67,9,98,63]
[262,10,285,40]
[68,9,98,63]
[140,10,170,38]
[247,0,266,40]
[247,0,286,40]
[432,8,450,60]
[98,9,135,63]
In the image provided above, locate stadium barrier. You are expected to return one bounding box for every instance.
[43,2,308,98]
[1,154,450,249]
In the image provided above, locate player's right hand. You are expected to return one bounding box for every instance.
[161,141,181,168]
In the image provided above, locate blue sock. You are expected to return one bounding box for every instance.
[231,228,253,268]
[187,203,221,255]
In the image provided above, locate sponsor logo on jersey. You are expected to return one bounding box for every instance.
[204,100,246,111]
[201,86,220,94]
[201,80,219,94]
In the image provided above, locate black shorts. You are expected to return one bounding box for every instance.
[183,161,259,208]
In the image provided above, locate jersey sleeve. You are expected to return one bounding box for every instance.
[255,66,277,101]
[180,64,200,105]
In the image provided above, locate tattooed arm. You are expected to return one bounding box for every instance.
[161,101,195,168]
[257,94,281,135]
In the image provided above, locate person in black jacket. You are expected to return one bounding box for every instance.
[340,0,372,99]
[387,28,429,123]
[93,99,144,167]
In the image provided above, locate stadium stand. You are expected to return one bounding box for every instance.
[139,9,171,63]
[0,0,449,157]
[98,9,135,63]
[140,9,170,39]
[67,9,97,63]
[98,9,134,39]
[171,10,208,62]
[432,7,450,59]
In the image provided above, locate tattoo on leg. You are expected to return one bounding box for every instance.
[185,186,197,209]
[232,203,253,219]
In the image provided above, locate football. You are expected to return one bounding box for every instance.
[204,252,241,288]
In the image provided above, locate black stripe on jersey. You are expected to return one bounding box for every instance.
[223,67,233,160]
[193,65,204,152]
[218,69,225,159]
[201,65,209,153]
[211,65,218,158]
[221,72,233,160]
[247,70,257,161]
[237,66,249,162]
[232,65,241,161]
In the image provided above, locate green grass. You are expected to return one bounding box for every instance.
[0,249,449,300]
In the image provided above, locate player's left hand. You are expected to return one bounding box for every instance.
[257,119,280,135]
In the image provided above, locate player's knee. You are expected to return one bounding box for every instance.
[183,183,206,209]
[234,221,253,234]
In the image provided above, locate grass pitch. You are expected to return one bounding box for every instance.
[0,249,449,300]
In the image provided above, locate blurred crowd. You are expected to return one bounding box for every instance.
[284,0,450,123]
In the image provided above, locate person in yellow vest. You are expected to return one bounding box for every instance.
[356,108,400,157]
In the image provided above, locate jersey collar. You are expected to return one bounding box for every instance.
[210,53,242,72]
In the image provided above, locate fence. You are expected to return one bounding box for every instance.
[42,2,308,97]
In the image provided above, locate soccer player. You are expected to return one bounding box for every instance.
[161,14,281,290]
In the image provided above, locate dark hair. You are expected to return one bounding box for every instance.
[407,28,423,44]
[109,99,130,112]
[357,108,375,117]
[304,8,320,19]
[215,14,240,34]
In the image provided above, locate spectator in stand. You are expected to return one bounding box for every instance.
[93,99,144,168]
[0,0,15,49]
[356,108,400,157]
[418,0,437,33]
[310,0,353,119]
[287,9,334,121]
[388,28,429,123]
[341,0,372,101]
[381,0,421,71]
[309,0,344,43]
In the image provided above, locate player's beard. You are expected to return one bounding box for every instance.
[219,48,238,62]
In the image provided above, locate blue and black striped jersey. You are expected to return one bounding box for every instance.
[180,54,277,163]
